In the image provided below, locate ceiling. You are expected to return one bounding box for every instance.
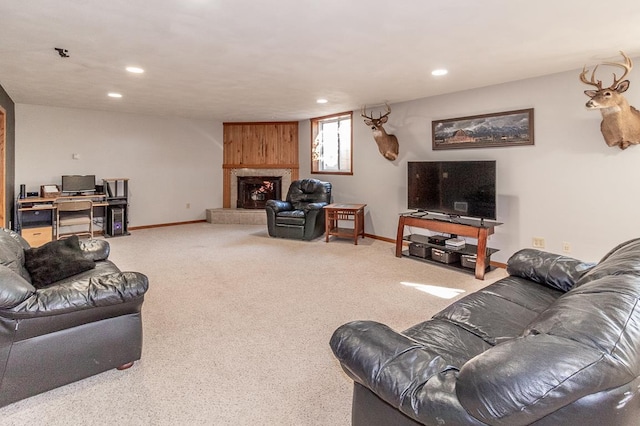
[2,0,640,122]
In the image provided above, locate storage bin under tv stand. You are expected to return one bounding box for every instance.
[395,213,501,280]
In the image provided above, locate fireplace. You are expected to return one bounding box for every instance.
[227,168,293,210]
[237,176,282,209]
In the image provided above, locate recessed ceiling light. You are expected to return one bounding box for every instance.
[316,98,328,104]
[431,69,448,76]
[126,66,144,74]
[108,92,123,98]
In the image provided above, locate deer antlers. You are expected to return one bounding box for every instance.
[580,51,633,90]
[361,102,391,120]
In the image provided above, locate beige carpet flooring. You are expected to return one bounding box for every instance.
[0,223,507,426]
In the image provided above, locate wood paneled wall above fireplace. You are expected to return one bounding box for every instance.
[222,122,299,208]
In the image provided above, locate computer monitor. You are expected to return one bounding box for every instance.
[61,175,96,195]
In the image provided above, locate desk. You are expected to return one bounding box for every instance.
[324,203,366,245]
[17,195,108,246]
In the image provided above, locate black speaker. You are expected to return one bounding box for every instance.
[19,184,26,199]
[107,207,124,236]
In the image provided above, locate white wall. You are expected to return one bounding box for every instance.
[15,63,640,264]
[300,66,640,263]
[15,104,224,227]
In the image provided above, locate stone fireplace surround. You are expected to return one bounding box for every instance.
[229,168,292,209]
[207,168,293,225]
[236,176,282,209]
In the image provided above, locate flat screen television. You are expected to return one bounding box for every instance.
[61,174,96,195]
[407,161,496,220]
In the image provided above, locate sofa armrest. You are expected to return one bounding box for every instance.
[0,266,36,309]
[303,202,327,212]
[330,321,456,418]
[506,249,593,292]
[457,334,624,426]
[80,239,110,261]
[265,199,293,213]
[6,271,149,316]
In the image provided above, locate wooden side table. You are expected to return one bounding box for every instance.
[323,203,366,245]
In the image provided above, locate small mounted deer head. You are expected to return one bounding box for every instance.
[580,51,640,149]
[361,103,399,161]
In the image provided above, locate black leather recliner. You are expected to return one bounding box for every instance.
[265,179,332,241]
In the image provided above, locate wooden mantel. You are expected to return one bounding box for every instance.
[222,122,299,207]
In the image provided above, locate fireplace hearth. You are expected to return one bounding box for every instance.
[237,176,282,209]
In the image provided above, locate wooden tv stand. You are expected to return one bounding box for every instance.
[395,213,501,280]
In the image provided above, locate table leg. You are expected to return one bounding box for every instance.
[395,215,406,257]
[325,211,331,242]
[354,211,359,245]
[475,227,488,280]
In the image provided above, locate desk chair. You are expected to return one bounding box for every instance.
[55,200,94,240]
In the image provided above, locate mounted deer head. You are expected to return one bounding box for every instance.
[361,103,399,161]
[580,51,640,149]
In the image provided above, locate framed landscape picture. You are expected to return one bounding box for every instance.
[432,108,534,150]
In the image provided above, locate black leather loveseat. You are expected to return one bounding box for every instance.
[331,238,640,425]
[0,228,148,407]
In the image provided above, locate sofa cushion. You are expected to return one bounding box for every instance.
[24,236,96,288]
[479,276,563,314]
[507,248,592,292]
[402,319,493,365]
[275,210,306,226]
[457,333,614,425]
[575,237,640,288]
[525,274,640,356]
[431,277,561,346]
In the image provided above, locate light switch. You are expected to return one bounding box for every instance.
[72,153,80,160]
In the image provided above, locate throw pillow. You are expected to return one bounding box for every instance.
[24,236,96,288]
[507,248,592,292]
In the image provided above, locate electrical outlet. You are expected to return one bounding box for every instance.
[562,242,571,253]
[186,203,191,209]
[532,237,545,248]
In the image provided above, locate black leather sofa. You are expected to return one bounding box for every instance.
[0,228,148,407]
[265,178,332,241]
[331,238,640,425]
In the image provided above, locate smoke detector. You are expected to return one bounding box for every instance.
[54,48,69,58]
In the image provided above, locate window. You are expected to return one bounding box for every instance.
[311,111,352,175]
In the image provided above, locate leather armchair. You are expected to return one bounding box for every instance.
[0,228,148,407]
[265,179,332,241]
